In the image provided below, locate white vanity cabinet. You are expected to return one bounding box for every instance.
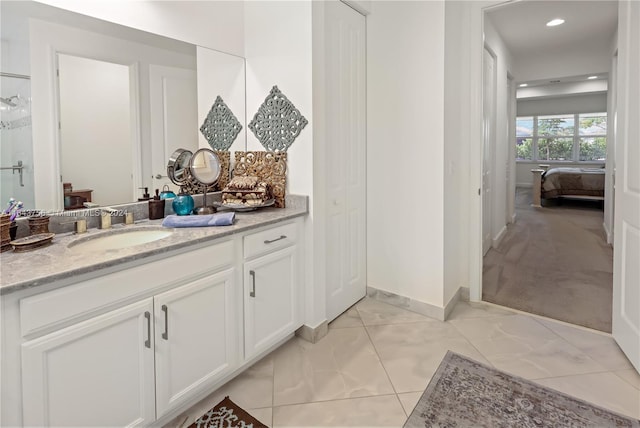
[21,299,157,427]
[14,240,239,426]
[2,216,305,427]
[154,268,236,417]
[243,222,301,360]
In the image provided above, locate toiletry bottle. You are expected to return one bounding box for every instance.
[138,187,151,201]
[148,189,166,220]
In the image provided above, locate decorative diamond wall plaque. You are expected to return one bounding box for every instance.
[200,96,243,151]
[248,86,308,152]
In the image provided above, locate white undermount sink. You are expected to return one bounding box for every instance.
[67,228,173,252]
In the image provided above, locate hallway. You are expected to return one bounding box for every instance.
[483,188,613,332]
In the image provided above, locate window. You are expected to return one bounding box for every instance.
[516,113,607,162]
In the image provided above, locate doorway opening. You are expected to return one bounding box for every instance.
[478,0,618,332]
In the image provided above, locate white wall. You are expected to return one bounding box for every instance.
[517,93,608,116]
[367,1,446,308]
[34,0,245,57]
[29,18,196,209]
[443,0,471,306]
[484,17,514,247]
[244,1,318,325]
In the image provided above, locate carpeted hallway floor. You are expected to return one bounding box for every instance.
[483,188,613,332]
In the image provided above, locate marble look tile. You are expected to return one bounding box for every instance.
[329,305,364,329]
[247,407,272,426]
[356,297,428,326]
[397,392,423,417]
[165,356,274,427]
[447,301,515,321]
[614,368,640,390]
[272,395,407,427]
[536,372,640,420]
[451,314,559,343]
[272,328,394,406]
[452,315,605,379]
[536,318,634,370]
[366,322,490,393]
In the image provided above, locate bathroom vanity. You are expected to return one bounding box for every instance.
[0,197,307,426]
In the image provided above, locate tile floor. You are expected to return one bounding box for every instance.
[167,298,640,427]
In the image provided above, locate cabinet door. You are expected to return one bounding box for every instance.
[21,299,156,427]
[154,268,237,417]
[244,246,298,360]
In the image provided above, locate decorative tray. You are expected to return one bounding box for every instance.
[213,199,275,212]
[10,233,55,252]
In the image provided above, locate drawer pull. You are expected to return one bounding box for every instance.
[250,270,256,297]
[264,235,287,244]
[144,311,151,349]
[162,305,169,340]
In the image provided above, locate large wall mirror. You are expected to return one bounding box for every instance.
[0,1,246,211]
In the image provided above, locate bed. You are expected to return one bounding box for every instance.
[531,167,605,206]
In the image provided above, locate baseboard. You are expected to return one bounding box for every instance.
[443,287,461,320]
[367,286,447,321]
[295,320,328,343]
[603,221,613,245]
[492,225,507,248]
[516,182,533,188]
[459,286,470,302]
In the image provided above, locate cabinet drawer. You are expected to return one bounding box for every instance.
[243,222,297,259]
[20,240,234,337]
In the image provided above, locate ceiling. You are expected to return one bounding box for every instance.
[486,1,618,55]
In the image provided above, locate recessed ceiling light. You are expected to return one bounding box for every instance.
[519,83,528,87]
[588,76,598,80]
[546,18,565,27]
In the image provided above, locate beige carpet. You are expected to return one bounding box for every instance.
[483,188,613,332]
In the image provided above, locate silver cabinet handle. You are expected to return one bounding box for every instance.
[250,270,256,297]
[154,174,166,179]
[264,235,286,244]
[161,304,168,340]
[144,311,151,349]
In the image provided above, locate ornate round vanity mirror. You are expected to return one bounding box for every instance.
[167,148,193,186]
[189,148,221,215]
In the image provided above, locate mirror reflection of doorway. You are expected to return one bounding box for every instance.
[57,53,136,208]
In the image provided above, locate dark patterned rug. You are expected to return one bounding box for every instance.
[405,352,639,428]
[189,396,268,428]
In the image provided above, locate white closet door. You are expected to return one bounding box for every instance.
[612,0,640,372]
[325,1,367,321]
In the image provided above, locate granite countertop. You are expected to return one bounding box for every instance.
[0,195,308,295]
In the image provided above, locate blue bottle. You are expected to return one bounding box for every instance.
[172,193,194,216]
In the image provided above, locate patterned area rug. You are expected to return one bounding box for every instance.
[189,396,267,428]
[405,352,640,428]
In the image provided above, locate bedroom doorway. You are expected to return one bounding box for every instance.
[479,0,617,333]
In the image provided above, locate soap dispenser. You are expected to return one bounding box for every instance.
[137,187,151,201]
[148,189,165,220]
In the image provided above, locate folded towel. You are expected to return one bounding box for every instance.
[162,212,235,228]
